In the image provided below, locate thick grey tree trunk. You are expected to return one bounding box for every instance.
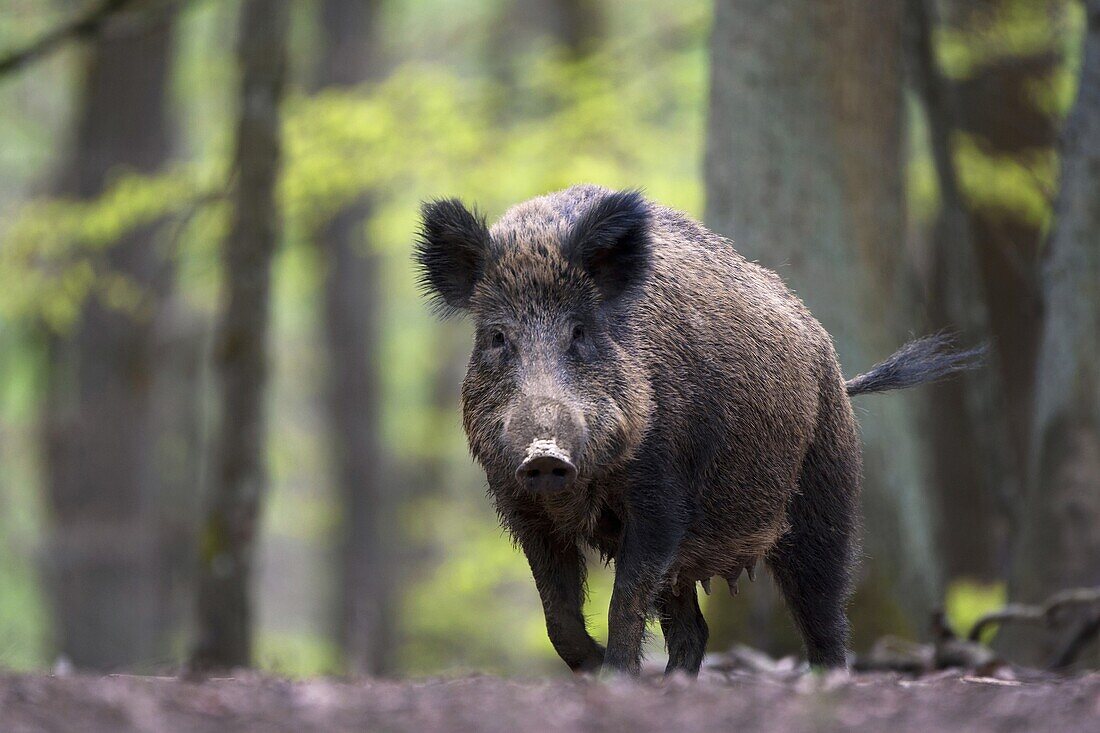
[705,0,940,651]
[312,0,394,675]
[1003,0,1100,667]
[191,0,290,671]
[43,3,177,671]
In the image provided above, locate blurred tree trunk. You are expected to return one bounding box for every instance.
[150,304,206,650]
[487,0,603,104]
[935,2,1058,493]
[42,2,177,671]
[1003,0,1100,667]
[494,0,602,58]
[533,0,602,57]
[906,0,1004,583]
[312,0,395,676]
[191,0,290,671]
[705,0,941,654]
[911,0,1065,584]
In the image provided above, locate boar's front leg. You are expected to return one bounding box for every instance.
[604,492,685,676]
[520,533,605,672]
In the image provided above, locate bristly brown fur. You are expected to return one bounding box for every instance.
[414,184,977,676]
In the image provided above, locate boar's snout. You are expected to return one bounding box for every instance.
[516,447,577,493]
[504,397,587,494]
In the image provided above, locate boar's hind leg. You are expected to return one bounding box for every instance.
[767,401,860,668]
[520,534,605,672]
[656,581,708,675]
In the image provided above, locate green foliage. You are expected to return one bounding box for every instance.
[2,30,708,328]
[936,0,1074,80]
[954,132,1058,227]
[0,165,220,329]
[0,365,48,671]
[945,580,1006,644]
[400,499,557,674]
[0,554,46,671]
[255,631,342,678]
[928,0,1082,238]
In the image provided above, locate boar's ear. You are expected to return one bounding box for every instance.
[415,198,492,316]
[562,190,651,302]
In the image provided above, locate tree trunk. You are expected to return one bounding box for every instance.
[538,0,603,57]
[497,0,602,57]
[918,0,1065,585]
[906,0,1006,583]
[705,0,940,654]
[935,3,1059,498]
[322,205,393,675]
[486,0,604,102]
[1004,0,1100,667]
[310,0,393,677]
[42,2,177,671]
[191,0,290,671]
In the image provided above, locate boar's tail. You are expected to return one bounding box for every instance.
[844,333,986,397]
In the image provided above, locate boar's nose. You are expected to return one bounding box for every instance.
[504,395,587,492]
[516,446,578,493]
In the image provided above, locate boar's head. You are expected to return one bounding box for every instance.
[415,187,654,495]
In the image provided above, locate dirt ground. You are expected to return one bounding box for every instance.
[1,667,1099,733]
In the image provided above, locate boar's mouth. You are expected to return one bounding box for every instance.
[515,438,578,493]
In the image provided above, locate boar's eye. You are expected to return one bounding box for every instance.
[490,330,507,349]
[571,324,586,342]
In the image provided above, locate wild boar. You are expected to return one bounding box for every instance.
[414,184,980,676]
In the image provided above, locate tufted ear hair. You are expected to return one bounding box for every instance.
[415,198,492,316]
[561,189,651,302]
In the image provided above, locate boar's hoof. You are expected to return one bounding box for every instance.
[700,578,712,595]
[746,561,757,583]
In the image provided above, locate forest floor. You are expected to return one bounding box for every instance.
[1,665,1099,733]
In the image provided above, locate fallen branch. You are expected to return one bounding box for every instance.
[1050,614,1100,670]
[0,0,139,78]
[968,587,1100,642]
